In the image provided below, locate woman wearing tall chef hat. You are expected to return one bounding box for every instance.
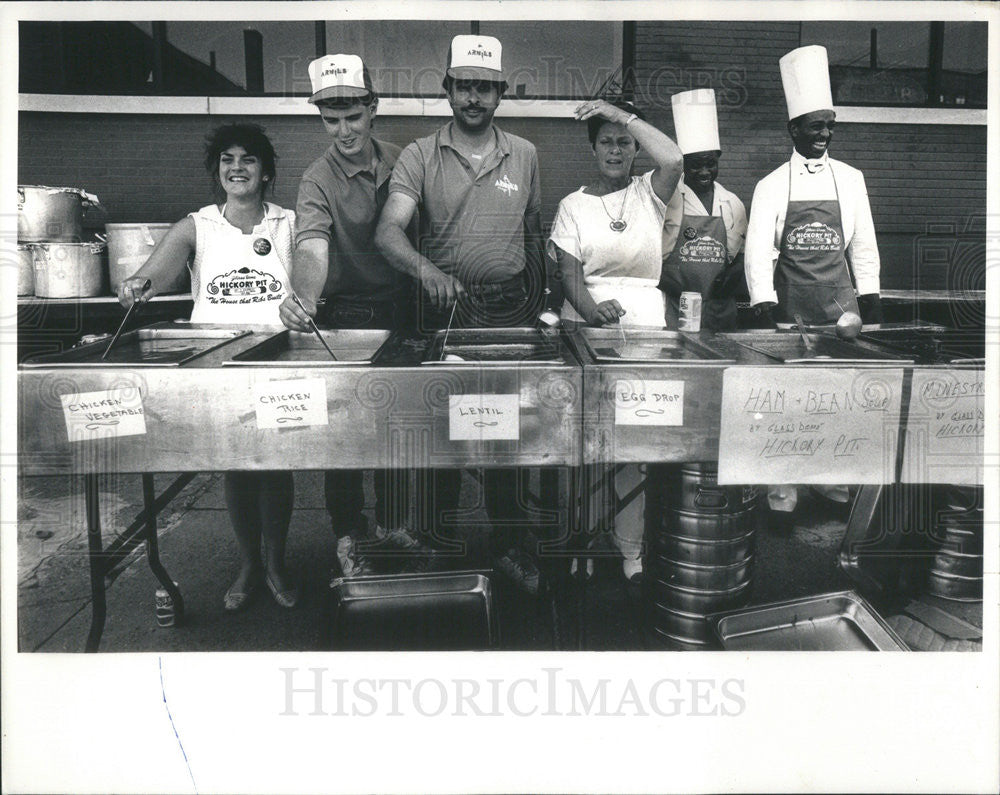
[745,45,882,517]
[660,88,747,331]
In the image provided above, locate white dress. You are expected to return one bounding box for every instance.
[188,202,294,325]
[547,170,668,327]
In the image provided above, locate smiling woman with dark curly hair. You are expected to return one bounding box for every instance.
[114,122,299,613]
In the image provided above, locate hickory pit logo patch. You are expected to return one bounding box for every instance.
[206,266,283,305]
[786,221,842,252]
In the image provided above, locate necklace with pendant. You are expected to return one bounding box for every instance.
[598,181,631,232]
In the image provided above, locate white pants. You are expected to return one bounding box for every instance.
[767,484,851,512]
[613,464,645,560]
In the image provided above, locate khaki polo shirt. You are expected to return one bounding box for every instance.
[296,137,406,302]
[388,122,541,286]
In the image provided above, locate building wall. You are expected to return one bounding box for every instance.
[17,21,987,293]
[632,21,987,291]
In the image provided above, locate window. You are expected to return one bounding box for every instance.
[19,20,622,100]
[800,21,986,108]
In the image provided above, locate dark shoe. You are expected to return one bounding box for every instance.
[223,578,256,612]
[494,547,540,596]
[264,572,299,609]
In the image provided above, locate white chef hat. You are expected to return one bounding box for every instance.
[779,45,834,120]
[671,89,721,154]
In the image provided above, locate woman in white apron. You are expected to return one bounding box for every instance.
[547,99,684,579]
[117,123,298,612]
[660,89,747,332]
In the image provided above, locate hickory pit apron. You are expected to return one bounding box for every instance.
[190,212,289,325]
[661,212,736,331]
[773,166,859,324]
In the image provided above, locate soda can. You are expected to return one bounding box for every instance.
[155,583,178,628]
[679,291,703,332]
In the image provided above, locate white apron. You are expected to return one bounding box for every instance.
[189,208,289,325]
[562,276,666,328]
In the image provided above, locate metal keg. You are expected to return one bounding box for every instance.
[926,485,983,603]
[643,462,758,649]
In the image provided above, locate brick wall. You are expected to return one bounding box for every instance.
[17,21,987,292]
[631,21,987,291]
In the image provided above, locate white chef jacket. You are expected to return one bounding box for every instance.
[744,150,880,307]
[662,178,747,264]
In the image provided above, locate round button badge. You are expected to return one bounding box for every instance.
[683,226,697,240]
[253,238,272,256]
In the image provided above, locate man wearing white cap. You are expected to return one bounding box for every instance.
[661,88,747,331]
[745,44,882,329]
[281,53,423,576]
[375,34,545,593]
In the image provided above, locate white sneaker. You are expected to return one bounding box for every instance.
[622,556,643,583]
[337,536,374,578]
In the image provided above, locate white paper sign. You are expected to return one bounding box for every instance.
[718,368,904,485]
[253,378,328,429]
[901,368,985,485]
[449,393,520,440]
[61,387,147,441]
[613,379,685,426]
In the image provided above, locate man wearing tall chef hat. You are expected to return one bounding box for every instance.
[280,53,427,577]
[660,88,747,331]
[746,45,880,516]
[745,45,882,330]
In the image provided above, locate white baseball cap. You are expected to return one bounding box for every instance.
[446,35,505,82]
[671,89,721,155]
[308,54,374,103]
[779,45,834,120]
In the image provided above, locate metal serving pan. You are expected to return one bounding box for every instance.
[727,333,912,365]
[575,327,734,363]
[325,570,498,651]
[856,327,984,365]
[223,328,392,366]
[21,323,251,367]
[709,591,909,651]
[421,327,564,365]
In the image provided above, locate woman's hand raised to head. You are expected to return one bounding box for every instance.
[575,99,632,126]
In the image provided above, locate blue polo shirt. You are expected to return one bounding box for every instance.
[388,122,541,286]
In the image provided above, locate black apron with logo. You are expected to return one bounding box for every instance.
[661,212,736,331]
[773,166,859,324]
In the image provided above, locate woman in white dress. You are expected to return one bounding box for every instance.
[547,99,684,580]
[117,123,298,612]
[547,99,683,328]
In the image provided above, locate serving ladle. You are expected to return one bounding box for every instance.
[102,279,150,360]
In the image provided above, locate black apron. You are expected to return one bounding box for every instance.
[773,165,859,324]
[661,211,736,331]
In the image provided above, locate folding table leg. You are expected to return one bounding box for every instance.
[142,473,184,623]
[83,473,106,653]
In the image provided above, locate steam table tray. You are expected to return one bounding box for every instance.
[20,323,250,367]
[222,329,392,366]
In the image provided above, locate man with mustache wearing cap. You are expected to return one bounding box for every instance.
[661,88,748,331]
[375,34,546,593]
[745,45,882,519]
[281,53,425,578]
